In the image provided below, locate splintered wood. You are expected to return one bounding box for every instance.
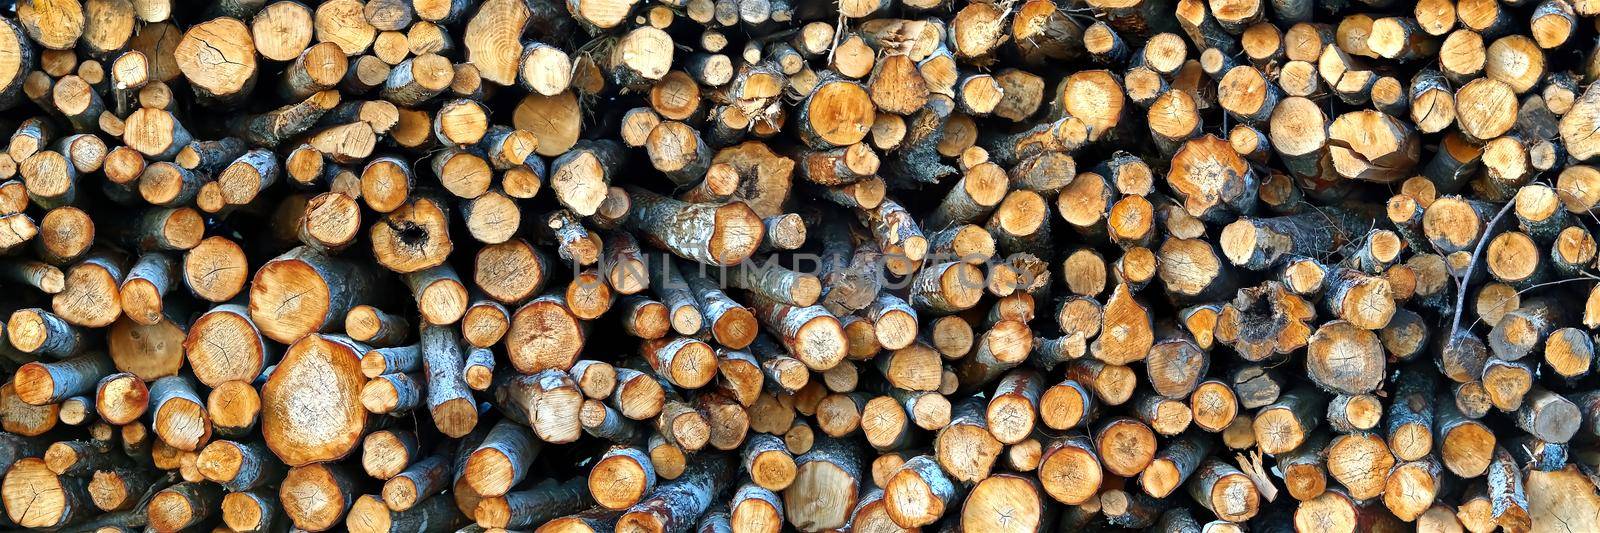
[4,0,1600,531]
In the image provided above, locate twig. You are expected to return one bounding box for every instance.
[1448,200,1517,340]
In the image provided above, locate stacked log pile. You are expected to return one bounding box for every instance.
[6,0,1600,530]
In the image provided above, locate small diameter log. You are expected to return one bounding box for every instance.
[910,261,985,315]
[414,325,478,438]
[1486,446,1531,530]
[617,452,734,533]
[346,305,409,347]
[1306,320,1386,395]
[723,260,821,309]
[590,445,656,510]
[462,299,511,348]
[1292,487,1400,532]
[1062,358,1138,406]
[496,369,583,444]
[1327,432,1396,501]
[1253,387,1323,455]
[648,259,704,336]
[1438,392,1496,478]
[742,433,796,491]
[1482,357,1534,411]
[1331,390,1382,432]
[1384,456,1444,522]
[640,336,718,390]
[645,122,712,186]
[1095,416,1157,479]
[360,429,418,482]
[1187,459,1261,522]
[42,439,115,477]
[475,477,590,530]
[985,368,1043,444]
[376,452,447,513]
[678,267,758,350]
[87,466,155,513]
[1384,369,1436,463]
[362,344,420,379]
[955,320,1034,390]
[148,374,211,452]
[6,307,83,358]
[361,372,422,415]
[463,419,541,498]
[550,139,624,216]
[1489,296,1567,361]
[883,455,960,528]
[729,483,785,533]
[279,462,359,531]
[1100,488,1163,528]
[1220,211,1358,271]
[1141,432,1214,498]
[346,493,462,533]
[1039,376,1096,431]
[1516,387,1581,443]
[1272,431,1330,502]
[625,187,763,267]
[146,482,223,532]
[95,372,148,425]
[749,296,847,371]
[117,252,176,326]
[197,439,283,492]
[13,351,111,405]
[174,18,257,104]
[1190,379,1239,433]
[370,195,453,274]
[222,490,282,533]
[404,264,468,326]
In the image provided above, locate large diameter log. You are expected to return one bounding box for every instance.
[248,246,377,344]
[1562,79,1600,160]
[262,333,371,466]
[1306,320,1386,395]
[1167,134,1256,221]
[175,18,257,104]
[784,437,861,531]
[2,457,90,529]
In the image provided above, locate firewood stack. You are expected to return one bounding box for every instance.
[6,0,1600,531]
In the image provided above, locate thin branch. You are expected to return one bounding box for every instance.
[1467,272,1600,331]
[1448,200,1516,340]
